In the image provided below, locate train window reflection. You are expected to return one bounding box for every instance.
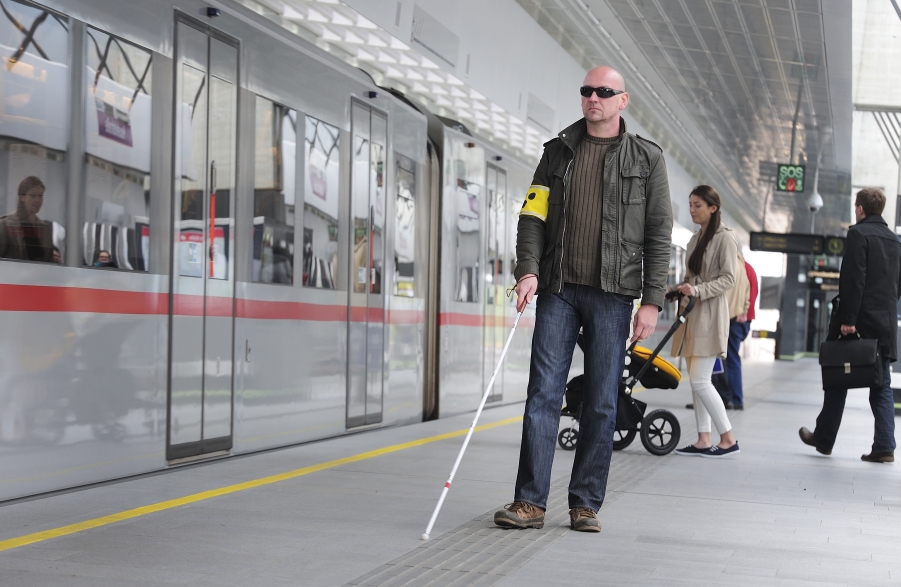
[394,154,415,297]
[508,190,518,307]
[83,27,152,270]
[303,116,340,289]
[455,165,481,303]
[252,95,296,284]
[0,1,68,264]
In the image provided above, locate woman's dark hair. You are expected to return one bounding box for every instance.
[687,185,722,276]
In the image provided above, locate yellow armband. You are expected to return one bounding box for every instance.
[520,185,550,222]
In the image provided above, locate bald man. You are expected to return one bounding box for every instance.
[496,66,673,532]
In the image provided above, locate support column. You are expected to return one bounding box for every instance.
[777,254,809,360]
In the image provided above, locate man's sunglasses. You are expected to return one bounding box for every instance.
[579,86,625,99]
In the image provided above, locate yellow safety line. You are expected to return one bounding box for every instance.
[0,415,523,553]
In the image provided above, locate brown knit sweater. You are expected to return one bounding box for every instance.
[562,133,620,286]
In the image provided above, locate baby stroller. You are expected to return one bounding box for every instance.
[558,293,696,456]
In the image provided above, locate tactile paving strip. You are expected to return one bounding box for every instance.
[345,450,670,587]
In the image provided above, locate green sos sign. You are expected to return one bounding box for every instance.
[777,164,805,192]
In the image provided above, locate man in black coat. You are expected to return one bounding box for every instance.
[800,188,900,462]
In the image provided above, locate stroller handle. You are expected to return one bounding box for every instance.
[664,290,696,318]
[624,292,695,391]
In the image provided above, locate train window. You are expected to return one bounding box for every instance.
[252,95,296,284]
[508,190,518,308]
[486,166,506,305]
[0,1,68,265]
[83,27,152,271]
[394,154,415,297]
[454,160,482,303]
[303,115,340,289]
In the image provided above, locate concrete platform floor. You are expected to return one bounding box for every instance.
[0,357,899,586]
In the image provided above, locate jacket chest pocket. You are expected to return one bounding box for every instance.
[546,164,566,242]
[622,165,649,204]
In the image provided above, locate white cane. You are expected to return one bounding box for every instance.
[420,310,525,541]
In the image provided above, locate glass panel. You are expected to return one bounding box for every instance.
[485,167,501,400]
[83,28,152,270]
[369,114,386,295]
[0,1,68,264]
[351,112,370,294]
[252,96,296,284]
[347,105,369,426]
[202,37,237,441]
[486,168,499,306]
[367,113,386,423]
[169,21,208,447]
[302,115,340,289]
[176,54,207,277]
[508,188,518,308]
[394,154,415,297]
[495,169,507,297]
[455,160,481,303]
[207,62,235,280]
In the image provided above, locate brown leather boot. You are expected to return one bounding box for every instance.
[494,501,545,529]
[798,427,831,455]
[861,450,894,463]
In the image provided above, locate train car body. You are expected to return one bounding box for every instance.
[0,0,540,501]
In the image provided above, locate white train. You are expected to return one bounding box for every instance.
[0,0,543,501]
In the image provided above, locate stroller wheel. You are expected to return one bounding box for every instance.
[558,427,579,450]
[640,409,681,455]
[613,428,637,450]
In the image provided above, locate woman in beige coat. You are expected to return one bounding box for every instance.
[671,185,740,457]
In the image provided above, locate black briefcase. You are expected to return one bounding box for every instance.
[819,335,882,392]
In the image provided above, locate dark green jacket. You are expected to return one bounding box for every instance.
[514,118,673,309]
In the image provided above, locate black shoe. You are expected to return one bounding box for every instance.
[674,444,709,456]
[798,427,831,455]
[733,404,744,411]
[685,403,694,409]
[861,450,894,463]
[724,401,735,410]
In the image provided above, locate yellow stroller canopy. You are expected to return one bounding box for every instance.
[627,346,681,389]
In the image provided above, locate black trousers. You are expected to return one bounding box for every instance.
[813,357,897,452]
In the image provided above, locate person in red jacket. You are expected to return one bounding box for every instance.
[725,260,758,409]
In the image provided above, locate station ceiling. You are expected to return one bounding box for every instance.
[517,0,853,236]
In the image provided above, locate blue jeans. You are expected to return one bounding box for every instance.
[814,357,897,453]
[725,318,750,406]
[514,284,633,512]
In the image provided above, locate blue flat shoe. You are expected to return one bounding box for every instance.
[700,442,740,458]
[674,444,709,456]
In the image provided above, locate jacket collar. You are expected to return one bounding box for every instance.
[857,214,888,227]
[558,117,627,151]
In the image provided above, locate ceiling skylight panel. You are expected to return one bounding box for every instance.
[355,14,377,29]
[342,29,365,44]
[376,50,397,64]
[400,53,420,66]
[330,11,353,26]
[389,37,410,51]
[367,33,388,47]
[305,7,328,22]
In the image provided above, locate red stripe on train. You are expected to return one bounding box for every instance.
[0,284,424,324]
[0,284,530,326]
[0,284,168,314]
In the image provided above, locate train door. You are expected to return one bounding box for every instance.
[167,16,239,460]
[484,165,507,402]
[347,101,388,427]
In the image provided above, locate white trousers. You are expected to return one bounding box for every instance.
[686,356,733,435]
